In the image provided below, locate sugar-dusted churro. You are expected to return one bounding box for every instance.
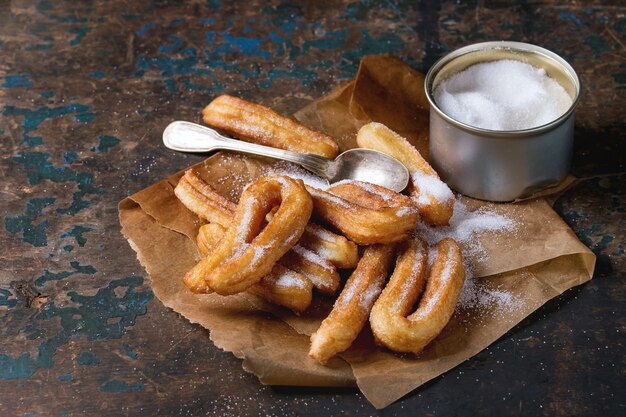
[198,223,340,296]
[309,245,395,364]
[183,176,312,295]
[307,180,419,245]
[370,237,465,354]
[202,95,340,158]
[176,170,358,269]
[197,223,313,313]
[356,122,454,225]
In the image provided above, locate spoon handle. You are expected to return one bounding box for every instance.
[163,121,331,178]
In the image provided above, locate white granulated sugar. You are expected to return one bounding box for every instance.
[307,226,336,242]
[395,206,417,217]
[227,242,248,261]
[285,229,302,245]
[411,171,454,206]
[412,244,456,319]
[427,246,439,270]
[434,59,573,131]
[417,199,516,269]
[250,244,269,265]
[311,188,351,208]
[312,246,333,261]
[391,248,424,313]
[299,271,324,288]
[338,282,357,307]
[235,199,256,243]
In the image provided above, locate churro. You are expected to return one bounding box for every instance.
[202,95,339,158]
[309,245,395,364]
[356,122,454,225]
[183,176,312,295]
[176,170,358,269]
[307,180,419,245]
[370,237,465,354]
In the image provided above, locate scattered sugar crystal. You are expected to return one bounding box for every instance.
[434,59,573,130]
[235,199,256,243]
[457,274,522,314]
[395,205,419,217]
[307,226,337,242]
[391,247,425,312]
[359,281,383,309]
[417,199,516,269]
[250,244,269,265]
[338,281,356,306]
[413,243,457,319]
[309,187,351,208]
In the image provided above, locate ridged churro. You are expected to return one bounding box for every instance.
[356,122,454,225]
[197,223,313,313]
[309,245,395,364]
[176,170,358,269]
[198,223,340,296]
[183,176,312,295]
[370,238,465,354]
[307,180,419,245]
[202,95,340,158]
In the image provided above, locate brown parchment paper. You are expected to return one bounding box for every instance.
[119,55,596,409]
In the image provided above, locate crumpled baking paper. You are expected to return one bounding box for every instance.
[119,55,595,409]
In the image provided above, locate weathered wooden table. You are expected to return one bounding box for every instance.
[1,1,624,415]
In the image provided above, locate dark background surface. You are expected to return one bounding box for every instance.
[0,1,624,416]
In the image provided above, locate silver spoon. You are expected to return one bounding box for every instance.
[163,121,409,192]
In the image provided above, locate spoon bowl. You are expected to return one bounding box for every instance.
[163,121,409,192]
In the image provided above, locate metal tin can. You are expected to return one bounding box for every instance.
[425,41,581,202]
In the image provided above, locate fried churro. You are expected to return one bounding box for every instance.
[183,176,312,295]
[307,180,419,245]
[356,122,454,225]
[202,95,340,158]
[370,238,465,354]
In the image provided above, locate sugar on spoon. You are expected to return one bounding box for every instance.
[163,121,409,192]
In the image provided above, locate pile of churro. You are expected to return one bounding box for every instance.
[175,95,465,365]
